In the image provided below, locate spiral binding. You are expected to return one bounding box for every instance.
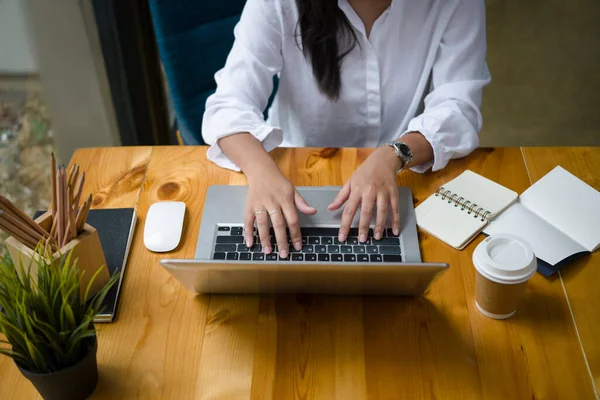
[434,186,490,221]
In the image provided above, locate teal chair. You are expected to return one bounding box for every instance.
[149,0,277,145]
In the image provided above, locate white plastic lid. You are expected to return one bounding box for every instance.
[473,234,537,284]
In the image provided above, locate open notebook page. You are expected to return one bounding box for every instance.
[416,194,486,249]
[520,166,600,252]
[484,201,587,265]
[443,170,518,218]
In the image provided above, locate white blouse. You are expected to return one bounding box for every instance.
[202,0,491,173]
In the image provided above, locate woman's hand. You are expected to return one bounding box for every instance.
[245,165,316,258]
[328,147,402,243]
[217,133,316,258]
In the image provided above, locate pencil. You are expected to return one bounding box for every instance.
[57,168,65,247]
[83,194,92,231]
[50,154,59,236]
[74,165,80,186]
[0,209,45,243]
[74,207,84,233]
[0,205,48,240]
[69,202,77,239]
[53,206,61,243]
[67,184,73,211]
[0,225,37,249]
[68,165,79,190]
[64,204,72,245]
[50,153,57,217]
[62,167,69,243]
[49,213,58,241]
[81,199,91,230]
[0,195,49,238]
[72,172,85,210]
[50,210,58,238]
[76,194,92,233]
[67,164,76,185]
[62,222,71,247]
[0,211,41,249]
[68,166,78,206]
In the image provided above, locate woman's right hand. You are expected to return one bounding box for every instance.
[245,166,316,259]
[216,133,316,258]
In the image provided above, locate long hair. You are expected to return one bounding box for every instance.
[295,0,358,100]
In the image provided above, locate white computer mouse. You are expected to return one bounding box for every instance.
[144,201,186,252]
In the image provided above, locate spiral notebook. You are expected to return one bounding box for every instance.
[484,166,600,276]
[415,170,518,249]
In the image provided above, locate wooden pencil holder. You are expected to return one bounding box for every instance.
[5,211,110,300]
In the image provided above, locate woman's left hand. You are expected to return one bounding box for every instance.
[328,147,403,243]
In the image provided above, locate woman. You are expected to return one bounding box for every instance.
[202,0,490,259]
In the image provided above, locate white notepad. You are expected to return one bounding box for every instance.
[415,170,518,249]
[484,166,600,272]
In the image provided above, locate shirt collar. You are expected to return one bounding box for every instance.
[338,0,396,9]
[337,0,394,37]
[337,0,365,36]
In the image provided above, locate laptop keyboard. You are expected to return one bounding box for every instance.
[212,226,402,263]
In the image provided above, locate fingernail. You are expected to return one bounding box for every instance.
[338,234,346,242]
[359,234,367,243]
[394,228,400,235]
[264,246,271,254]
[246,238,252,247]
[294,241,302,251]
[280,249,288,258]
[375,231,382,240]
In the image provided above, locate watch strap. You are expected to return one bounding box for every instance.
[381,141,412,173]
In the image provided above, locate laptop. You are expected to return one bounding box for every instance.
[160,186,448,295]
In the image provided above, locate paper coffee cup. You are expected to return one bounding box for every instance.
[473,234,537,319]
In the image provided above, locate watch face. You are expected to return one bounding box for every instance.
[399,143,412,158]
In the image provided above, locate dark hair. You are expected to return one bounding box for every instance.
[295,0,358,100]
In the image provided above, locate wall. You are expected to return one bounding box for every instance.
[481,0,600,146]
[0,0,37,74]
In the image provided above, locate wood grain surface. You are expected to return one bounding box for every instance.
[522,147,600,397]
[0,146,152,400]
[1,146,598,399]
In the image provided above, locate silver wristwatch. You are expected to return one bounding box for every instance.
[381,141,413,173]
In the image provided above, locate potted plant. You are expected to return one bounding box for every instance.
[0,248,119,400]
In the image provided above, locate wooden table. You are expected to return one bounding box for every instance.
[1,146,599,399]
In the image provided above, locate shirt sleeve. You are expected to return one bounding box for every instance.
[400,0,491,173]
[202,0,284,171]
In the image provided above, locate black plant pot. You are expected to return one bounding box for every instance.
[17,337,98,400]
